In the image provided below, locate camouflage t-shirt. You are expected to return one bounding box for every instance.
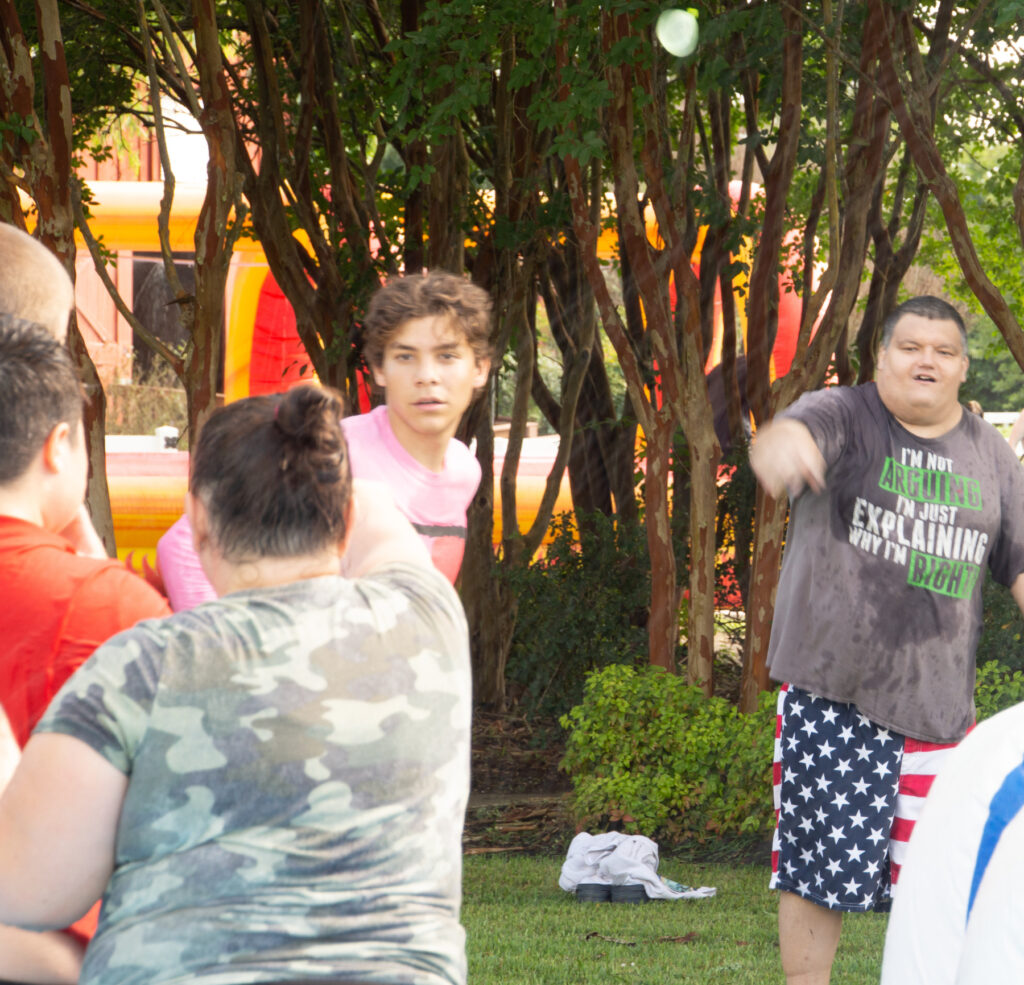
[36,564,471,985]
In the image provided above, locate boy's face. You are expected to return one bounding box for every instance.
[373,314,489,453]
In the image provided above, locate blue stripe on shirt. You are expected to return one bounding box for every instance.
[967,754,1024,923]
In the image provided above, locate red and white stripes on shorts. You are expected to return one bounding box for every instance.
[889,736,959,883]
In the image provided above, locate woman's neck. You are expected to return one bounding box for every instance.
[209,548,342,596]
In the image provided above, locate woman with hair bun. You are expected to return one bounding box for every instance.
[0,385,472,985]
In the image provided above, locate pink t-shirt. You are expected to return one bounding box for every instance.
[156,406,481,610]
[156,515,217,612]
[342,405,481,584]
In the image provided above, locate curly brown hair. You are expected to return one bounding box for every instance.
[362,271,492,368]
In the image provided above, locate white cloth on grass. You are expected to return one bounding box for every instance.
[558,831,716,900]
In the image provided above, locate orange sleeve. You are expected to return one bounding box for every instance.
[36,566,171,740]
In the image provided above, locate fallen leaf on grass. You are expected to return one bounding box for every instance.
[584,932,636,947]
[655,932,699,944]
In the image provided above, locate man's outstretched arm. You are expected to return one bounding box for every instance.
[749,418,827,499]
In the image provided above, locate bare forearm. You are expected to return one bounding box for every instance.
[1011,572,1024,616]
[0,924,83,985]
[0,735,124,929]
[749,418,826,498]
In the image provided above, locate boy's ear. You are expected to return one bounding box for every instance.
[371,362,388,390]
[40,421,72,475]
[472,357,491,390]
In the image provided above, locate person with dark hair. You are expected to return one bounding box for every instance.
[0,315,171,983]
[0,383,471,985]
[749,295,1024,984]
[157,269,492,609]
[360,269,492,369]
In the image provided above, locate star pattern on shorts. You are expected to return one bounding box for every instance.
[777,691,904,909]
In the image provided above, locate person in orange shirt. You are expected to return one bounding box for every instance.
[0,231,171,984]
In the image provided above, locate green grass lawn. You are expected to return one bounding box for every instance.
[463,855,888,984]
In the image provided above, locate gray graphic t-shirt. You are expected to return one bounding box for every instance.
[36,564,471,985]
[767,383,1024,743]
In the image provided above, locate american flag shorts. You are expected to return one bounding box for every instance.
[770,684,958,912]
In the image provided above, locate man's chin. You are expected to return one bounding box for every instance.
[897,400,962,430]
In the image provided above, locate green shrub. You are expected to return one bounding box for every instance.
[559,664,776,845]
[502,512,653,719]
[559,659,1024,853]
[976,572,1024,675]
[975,659,1024,722]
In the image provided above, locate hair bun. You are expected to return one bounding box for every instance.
[190,385,352,560]
[274,385,342,442]
[274,386,347,483]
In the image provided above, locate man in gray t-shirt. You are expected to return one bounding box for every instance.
[750,296,1024,985]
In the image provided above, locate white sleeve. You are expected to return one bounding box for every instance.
[881,705,1024,985]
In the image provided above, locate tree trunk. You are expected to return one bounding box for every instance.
[686,429,721,693]
[856,154,928,384]
[30,0,117,551]
[740,12,892,708]
[187,0,239,440]
[739,487,788,712]
[462,399,518,709]
[66,316,116,552]
[745,0,803,426]
[536,255,637,526]
[644,413,678,672]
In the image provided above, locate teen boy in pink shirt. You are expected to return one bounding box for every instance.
[158,270,491,605]
[343,270,491,582]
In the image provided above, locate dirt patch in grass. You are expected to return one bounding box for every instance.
[471,711,570,797]
[466,711,575,854]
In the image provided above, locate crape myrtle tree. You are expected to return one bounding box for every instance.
[872,0,1024,362]
[4,0,243,538]
[553,2,721,683]
[27,0,1024,708]
[178,0,606,705]
[226,0,399,402]
[64,0,245,446]
[388,0,626,705]
[0,0,128,551]
[69,0,403,410]
[538,0,1024,708]
[855,0,1024,384]
[544,0,888,694]
[60,0,613,707]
